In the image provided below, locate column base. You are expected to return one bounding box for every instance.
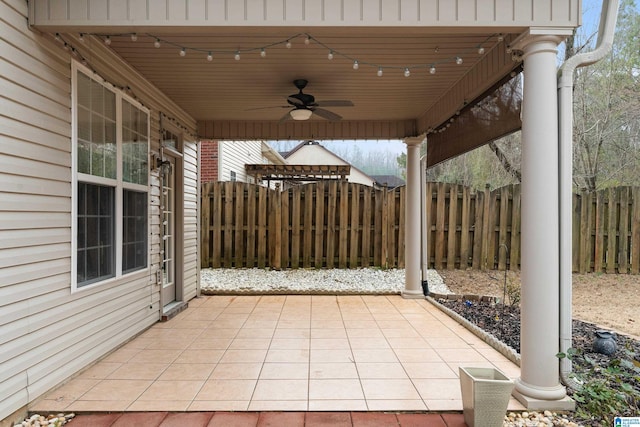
[401,289,425,299]
[512,389,575,411]
[513,378,574,411]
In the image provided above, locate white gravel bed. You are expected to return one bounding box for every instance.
[200,268,451,295]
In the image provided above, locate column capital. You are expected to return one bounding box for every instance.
[403,136,425,146]
[510,29,568,56]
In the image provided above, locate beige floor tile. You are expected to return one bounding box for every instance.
[79,379,153,401]
[28,398,71,412]
[41,378,100,402]
[310,320,345,329]
[508,397,527,410]
[491,361,521,379]
[199,328,240,338]
[128,349,182,364]
[242,319,278,329]
[248,400,308,411]
[340,312,374,321]
[309,362,358,379]
[273,328,310,339]
[102,348,142,363]
[393,348,442,363]
[309,400,367,410]
[366,400,427,411]
[174,349,225,364]
[269,338,310,350]
[260,363,309,380]
[446,360,494,375]
[188,338,233,350]
[402,362,458,379]
[195,379,257,400]
[168,320,212,330]
[346,328,384,339]
[309,379,364,400]
[424,399,463,411]
[435,348,488,362]
[382,328,422,338]
[356,363,408,379]
[352,349,398,363]
[277,319,310,329]
[137,380,204,401]
[78,362,122,379]
[228,338,272,350]
[425,336,470,348]
[310,328,347,339]
[370,313,405,321]
[210,363,263,379]
[144,337,196,350]
[182,309,222,321]
[189,400,249,410]
[386,337,430,349]
[376,320,413,329]
[265,349,310,363]
[119,338,154,350]
[348,337,390,349]
[127,400,191,411]
[210,319,247,329]
[360,379,421,400]
[66,400,132,411]
[413,378,462,400]
[157,363,215,381]
[107,363,169,380]
[343,320,378,329]
[219,349,267,363]
[253,379,308,400]
[234,328,275,339]
[310,338,351,350]
[476,347,515,362]
[310,349,354,363]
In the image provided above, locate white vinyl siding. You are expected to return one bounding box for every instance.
[0,0,198,420]
[219,140,263,183]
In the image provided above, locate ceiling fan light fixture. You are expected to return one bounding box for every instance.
[290,109,313,121]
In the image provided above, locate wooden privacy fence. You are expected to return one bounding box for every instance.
[201,182,640,273]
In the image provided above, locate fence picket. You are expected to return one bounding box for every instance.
[200,182,638,274]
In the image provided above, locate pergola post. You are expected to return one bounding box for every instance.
[511,33,574,410]
[402,136,425,299]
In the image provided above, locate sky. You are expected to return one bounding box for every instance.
[269,0,635,158]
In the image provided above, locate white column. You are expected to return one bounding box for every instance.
[403,137,424,299]
[512,34,572,410]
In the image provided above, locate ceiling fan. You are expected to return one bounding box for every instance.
[252,79,354,122]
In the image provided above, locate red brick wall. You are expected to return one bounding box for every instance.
[200,140,219,183]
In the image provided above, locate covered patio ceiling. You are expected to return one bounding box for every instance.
[75,26,523,145]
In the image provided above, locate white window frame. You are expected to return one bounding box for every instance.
[71,61,150,292]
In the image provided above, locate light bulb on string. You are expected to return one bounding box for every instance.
[352,60,359,70]
[478,46,485,54]
[78,33,85,42]
[497,34,504,42]
[285,40,292,48]
[104,36,111,45]
[404,68,410,77]
[327,50,334,60]
[131,33,138,41]
[377,67,383,77]
[455,56,463,65]
[429,65,436,74]
[55,33,61,42]
[234,51,241,60]
[207,51,213,61]
[154,38,161,48]
[305,36,311,45]
[260,48,266,57]
[179,48,186,57]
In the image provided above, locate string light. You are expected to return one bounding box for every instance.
[260,48,266,57]
[131,33,138,41]
[404,68,411,77]
[327,50,334,60]
[455,56,463,65]
[78,33,85,42]
[477,46,485,54]
[430,65,436,74]
[207,51,213,61]
[234,50,241,60]
[179,47,186,56]
[154,38,161,48]
[305,36,311,45]
[377,67,383,77]
[104,36,111,45]
[352,60,359,70]
[497,34,504,42]
[285,40,292,48]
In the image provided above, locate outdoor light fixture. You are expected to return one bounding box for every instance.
[290,109,313,121]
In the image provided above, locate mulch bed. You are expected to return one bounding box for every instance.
[439,298,640,426]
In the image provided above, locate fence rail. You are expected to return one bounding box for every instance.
[201,182,640,273]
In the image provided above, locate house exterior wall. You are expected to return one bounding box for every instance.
[218,140,264,184]
[30,0,580,28]
[285,145,375,186]
[200,140,219,182]
[0,0,198,421]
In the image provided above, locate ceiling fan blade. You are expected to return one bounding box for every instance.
[313,108,343,122]
[278,111,293,123]
[246,105,290,111]
[316,100,354,107]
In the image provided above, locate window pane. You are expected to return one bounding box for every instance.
[77,182,115,286]
[123,190,148,273]
[122,100,148,185]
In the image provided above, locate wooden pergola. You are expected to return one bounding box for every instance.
[245,164,350,184]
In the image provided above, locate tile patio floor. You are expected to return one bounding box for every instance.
[32,295,524,414]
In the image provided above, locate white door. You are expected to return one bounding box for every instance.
[161,155,176,307]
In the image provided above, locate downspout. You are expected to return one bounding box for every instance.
[558,0,619,385]
[420,144,429,295]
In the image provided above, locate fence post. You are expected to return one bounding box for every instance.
[269,185,282,270]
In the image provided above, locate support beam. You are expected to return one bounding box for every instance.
[511,33,573,411]
[402,136,425,299]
